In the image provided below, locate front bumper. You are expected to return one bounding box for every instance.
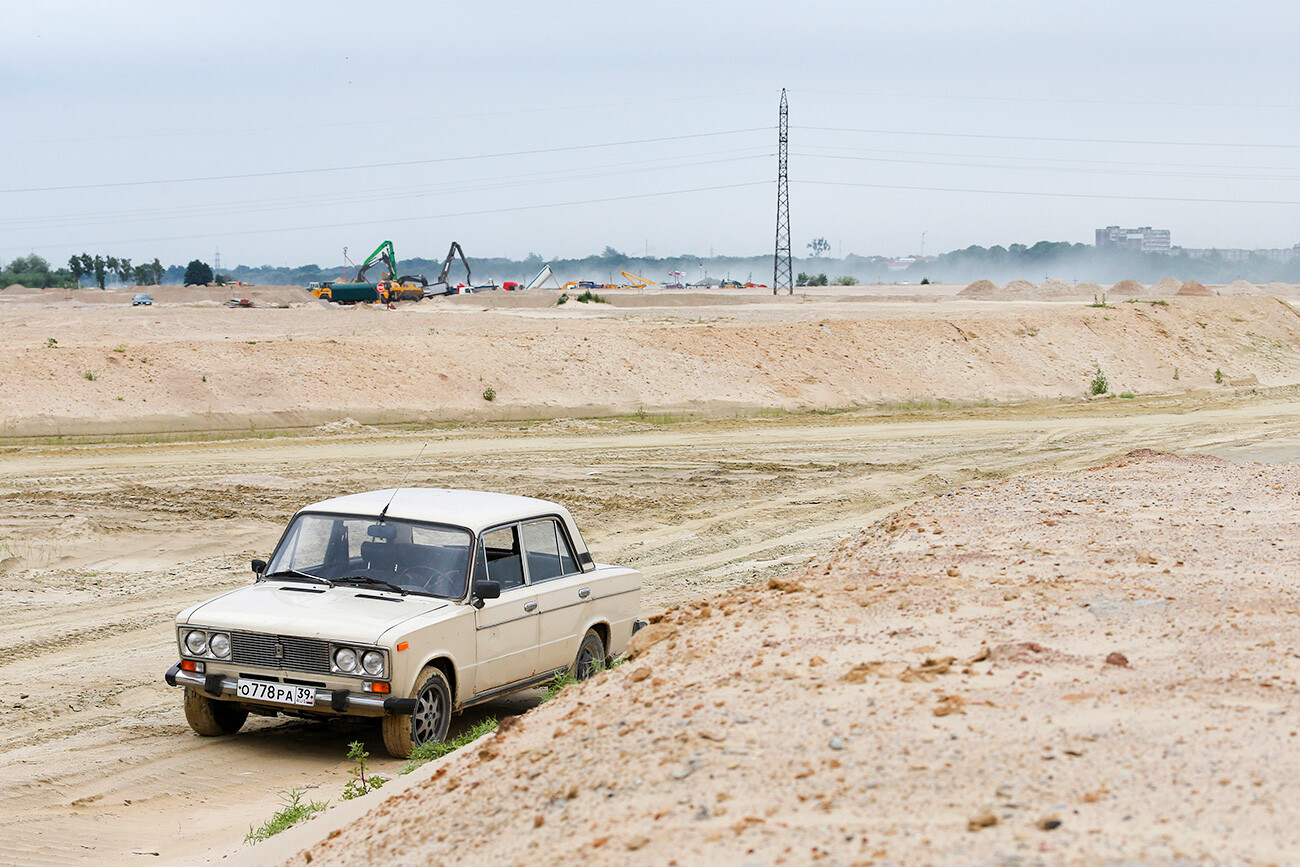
[165,663,416,715]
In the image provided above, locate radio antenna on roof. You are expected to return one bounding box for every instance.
[379,443,427,522]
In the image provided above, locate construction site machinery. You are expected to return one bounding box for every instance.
[311,240,428,303]
[619,270,650,289]
[423,241,475,297]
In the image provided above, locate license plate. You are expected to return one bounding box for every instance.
[236,679,316,707]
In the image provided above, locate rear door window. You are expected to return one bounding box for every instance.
[521,519,578,582]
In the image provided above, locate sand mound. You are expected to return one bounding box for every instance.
[1178,280,1213,296]
[1074,282,1103,295]
[1038,278,1075,297]
[1110,279,1144,295]
[1223,279,1260,296]
[55,515,106,538]
[1003,279,1036,296]
[1150,277,1183,295]
[957,279,999,297]
[316,417,378,434]
[284,453,1300,866]
[1265,281,1294,295]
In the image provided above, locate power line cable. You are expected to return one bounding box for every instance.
[0,127,771,195]
[797,125,1300,151]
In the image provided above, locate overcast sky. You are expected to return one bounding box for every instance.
[5,0,1300,269]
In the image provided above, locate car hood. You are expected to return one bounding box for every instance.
[180,581,454,645]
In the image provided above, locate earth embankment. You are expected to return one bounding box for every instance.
[1,293,1298,438]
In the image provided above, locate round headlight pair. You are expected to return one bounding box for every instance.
[333,646,385,677]
[184,629,231,659]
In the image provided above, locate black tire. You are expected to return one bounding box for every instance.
[382,666,452,758]
[574,630,606,681]
[183,687,248,736]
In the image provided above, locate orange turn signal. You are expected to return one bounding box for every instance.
[365,681,390,694]
[396,641,409,652]
[180,660,199,672]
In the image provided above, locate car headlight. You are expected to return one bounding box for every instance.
[209,632,231,659]
[361,650,385,677]
[184,630,208,655]
[334,647,359,673]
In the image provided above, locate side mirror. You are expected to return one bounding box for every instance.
[251,558,267,576]
[472,580,500,609]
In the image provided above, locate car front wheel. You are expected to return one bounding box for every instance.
[382,666,452,758]
[183,687,248,736]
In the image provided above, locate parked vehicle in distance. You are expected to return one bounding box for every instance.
[165,488,645,757]
[131,293,153,306]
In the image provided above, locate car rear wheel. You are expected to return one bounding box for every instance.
[574,630,606,681]
[183,687,248,736]
[382,666,452,758]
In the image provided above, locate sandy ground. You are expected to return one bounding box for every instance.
[1,285,1299,864]
[275,449,1300,866]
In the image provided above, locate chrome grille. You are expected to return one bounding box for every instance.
[231,631,330,674]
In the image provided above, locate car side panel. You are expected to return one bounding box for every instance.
[536,566,642,669]
[472,587,540,693]
[378,606,475,703]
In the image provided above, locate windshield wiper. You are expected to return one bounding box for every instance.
[263,568,332,586]
[333,574,408,595]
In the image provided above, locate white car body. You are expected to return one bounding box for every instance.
[166,489,643,755]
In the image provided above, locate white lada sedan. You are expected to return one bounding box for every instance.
[165,488,644,757]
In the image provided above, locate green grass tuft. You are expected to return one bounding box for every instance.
[244,788,328,844]
[400,716,499,775]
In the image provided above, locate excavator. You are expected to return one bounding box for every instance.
[311,241,427,304]
[423,242,477,297]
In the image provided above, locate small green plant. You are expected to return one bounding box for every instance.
[482,387,496,402]
[833,275,859,285]
[545,668,577,701]
[45,337,57,348]
[341,741,386,800]
[556,292,569,305]
[201,375,207,382]
[82,370,97,381]
[1089,366,1108,395]
[1087,294,1113,309]
[576,289,608,304]
[244,788,328,844]
[920,277,931,285]
[114,396,124,401]
[1214,368,1224,384]
[401,717,499,775]
[1173,367,1180,380]
[112,343,126,353]
[1118,391,1136,399]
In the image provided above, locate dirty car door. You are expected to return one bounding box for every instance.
[472,524,539,693]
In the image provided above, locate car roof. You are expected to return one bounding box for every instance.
[298,488,576,534]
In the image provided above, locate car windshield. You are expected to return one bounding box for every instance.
[263,513,473,599]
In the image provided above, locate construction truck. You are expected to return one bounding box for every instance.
[311,241,427,304]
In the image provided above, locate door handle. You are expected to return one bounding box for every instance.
[577,588,591,599]
[523,600,538,612]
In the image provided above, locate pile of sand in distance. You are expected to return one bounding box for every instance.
[1150,277,1184,295]
[1224,279,1260,296]
[1039,278,1075,297]
[1110,279,1144,295]
[1178,280,1213,296]
[1003,279,1037,297]
[957,279,999,297]
[1075,282,1104,296]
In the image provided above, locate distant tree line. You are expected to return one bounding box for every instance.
[8,241,1300,291]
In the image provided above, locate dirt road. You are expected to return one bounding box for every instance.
[2,390,1299,863]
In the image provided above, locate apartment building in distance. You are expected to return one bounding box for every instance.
[1095,226,1172,252]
